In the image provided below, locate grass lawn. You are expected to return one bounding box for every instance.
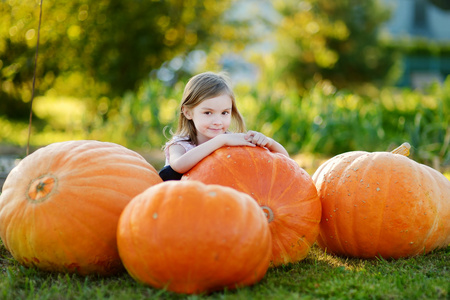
[0,148,449,299]
[0,241,448,300]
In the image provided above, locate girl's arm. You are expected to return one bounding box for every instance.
[245,130,289,157]
[168,133,256,173]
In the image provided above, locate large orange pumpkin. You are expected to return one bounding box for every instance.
[182,146,321,266]
[0,140,162,275]
[117,180,271,294]
[312,143,450,259]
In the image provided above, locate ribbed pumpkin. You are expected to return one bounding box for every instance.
[312,143,450,259]
[0,140,162,275]
[117,180,271,294]
[182,146,321,266]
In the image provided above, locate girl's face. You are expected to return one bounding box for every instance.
[183,94,232,144]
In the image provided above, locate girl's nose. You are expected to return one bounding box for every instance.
[212,115,222,125]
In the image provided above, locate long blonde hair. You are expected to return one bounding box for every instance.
[168,71,246,146]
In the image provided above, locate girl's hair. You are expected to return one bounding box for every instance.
[168,71,246,145]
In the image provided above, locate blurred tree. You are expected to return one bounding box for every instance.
[429,0,450,10]
[0,0,251,120]
[271,0,399,91]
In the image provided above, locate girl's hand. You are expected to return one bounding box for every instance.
[244,130,290,157]
[217,133,256,147]
[245,131,272,148]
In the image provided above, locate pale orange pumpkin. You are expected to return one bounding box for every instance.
[117,180,271,294]
[312,143,450,258]
[182,146,322,266]
[0,140,162,275]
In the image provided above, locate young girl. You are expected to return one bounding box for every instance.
[159,71,289,181]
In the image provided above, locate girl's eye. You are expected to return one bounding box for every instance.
[204,111,212,115]
[222,111,230,115]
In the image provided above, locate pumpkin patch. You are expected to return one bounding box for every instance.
[0,140,162,275]
[312,143,450,259]
[117,180,272,294]
[1,138,448,294]
[182,146,322,266]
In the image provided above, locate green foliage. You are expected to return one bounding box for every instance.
[1,0,250,120]
[387,39,450,57]
[271,0,400,91]
[248,76,450,169]
[2,76,449,172]
[88,79,185,149]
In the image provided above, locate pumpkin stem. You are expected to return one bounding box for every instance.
[27,174,58,203]
[260,206,274,223]
[391,142,411,156]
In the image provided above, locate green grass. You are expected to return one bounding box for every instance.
[1,242,448,300]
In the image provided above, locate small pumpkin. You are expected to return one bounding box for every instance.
[0,140,162,275]
[312,143,450,259]
[117,180,271,294]
[182,146,321,266]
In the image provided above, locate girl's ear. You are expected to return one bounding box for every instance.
[182,106,193,120]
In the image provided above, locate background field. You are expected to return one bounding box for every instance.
[2,77,450,177]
